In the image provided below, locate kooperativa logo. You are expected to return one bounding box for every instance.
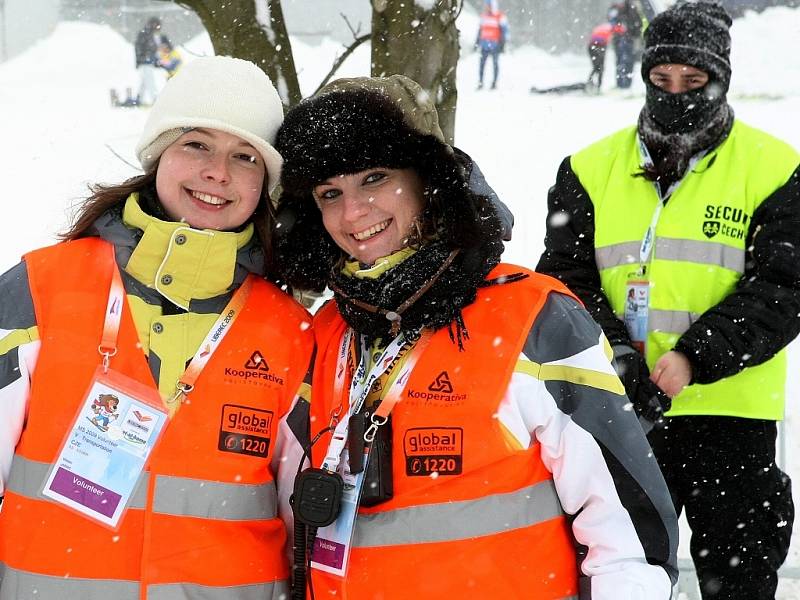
[405,370,466,404]
[428,371,454,393]
[224,350,284,386]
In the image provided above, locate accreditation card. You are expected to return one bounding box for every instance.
[42,367,168,529]
[310,448,369,577]
[623,280,650,355]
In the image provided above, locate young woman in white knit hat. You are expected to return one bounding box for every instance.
[0,56,312,599]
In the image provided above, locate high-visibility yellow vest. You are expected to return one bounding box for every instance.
[571,121,798,419]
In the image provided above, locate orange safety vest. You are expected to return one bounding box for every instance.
[590,22,625,46]
[310,264,579,599]
[0,238,313,600]
[479,10,506,43]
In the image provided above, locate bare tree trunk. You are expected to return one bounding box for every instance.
[370,0,461,144]
[174,0,302,107]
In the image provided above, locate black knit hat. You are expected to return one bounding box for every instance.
[274,75,503,294]
[641,1,732,89]
[278,76,450,197]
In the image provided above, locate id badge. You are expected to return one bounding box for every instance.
[310,447,369,577]
[41,366,168,529]
[623,280,650,355]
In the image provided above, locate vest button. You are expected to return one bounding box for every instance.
[160,274,173,285]
[152,322,164,334]
[175,234,187,245]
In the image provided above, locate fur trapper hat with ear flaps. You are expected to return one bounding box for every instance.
[135,56,285,193]
[273,75,505,296]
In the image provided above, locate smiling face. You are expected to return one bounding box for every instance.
[313,168,426,266]
[649,63,709,94]
[155,128,266,231]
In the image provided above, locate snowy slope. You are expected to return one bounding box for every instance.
[1,5,799,597]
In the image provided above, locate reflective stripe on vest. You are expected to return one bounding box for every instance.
[0,238,312,596]
[6,455,278,521]
[310,264,580,599]
[596,237,744,274]
[572,122,798,419]
[354,479,561,548]
[0,564,288,600]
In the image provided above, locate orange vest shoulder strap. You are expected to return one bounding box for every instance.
[484,263,581,315]
[25,238,115,324]
[313,298,347,346]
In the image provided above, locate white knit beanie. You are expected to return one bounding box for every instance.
[135,55,284,193]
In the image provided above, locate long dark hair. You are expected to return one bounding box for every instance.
[60,163,280,281]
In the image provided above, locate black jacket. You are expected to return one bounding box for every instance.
[537,149,800,385]
[135,29,168,67]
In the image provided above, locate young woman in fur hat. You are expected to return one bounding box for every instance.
[537,2,799,597]
[0,56,313,598]
[274,74,678,599]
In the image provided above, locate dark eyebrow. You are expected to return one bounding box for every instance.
[187,128,257,151]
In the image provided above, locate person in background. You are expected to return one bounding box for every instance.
[157,40,182,78]
[0,56,313,599]
[587,21,626,92]
[608,0,642,89]
[134,16,170,105]
[475,0,509,90]
[273,74,678,599]
[537,2,799,598]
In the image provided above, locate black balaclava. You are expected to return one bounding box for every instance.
[638,1,734,185]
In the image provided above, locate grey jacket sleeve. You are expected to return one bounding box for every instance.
[520,291,678,595]
[0,261,39,498]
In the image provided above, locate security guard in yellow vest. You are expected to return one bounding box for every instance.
[537,2,799,599]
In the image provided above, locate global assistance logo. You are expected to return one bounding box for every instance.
[404,427,463,476]
[223,350,284,386]
[702,204,750,240]
[405,370,467,404]
[218,404,273,458]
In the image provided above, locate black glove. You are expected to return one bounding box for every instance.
[612,345,671,430]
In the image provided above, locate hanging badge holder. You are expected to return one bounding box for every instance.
[41,256,168,529]
[40,252,252,530]
[308,329,432,577]
[623,279,650,355]
[42,366,168,530]
[623,198,662,355]
[310,447,371,576]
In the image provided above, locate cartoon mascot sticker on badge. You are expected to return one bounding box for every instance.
[88,393,120,432]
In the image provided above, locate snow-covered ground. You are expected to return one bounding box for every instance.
[1,5,799,598]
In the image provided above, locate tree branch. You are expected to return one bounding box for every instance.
[341,13,363,38]
[312,14,371,96]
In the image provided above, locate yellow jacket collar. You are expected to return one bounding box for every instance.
[123,194,254,309]
[342,247,417,279]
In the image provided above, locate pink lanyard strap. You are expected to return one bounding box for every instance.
[165,276,254,410]
[98,250,253,410]
[98,249,125,373]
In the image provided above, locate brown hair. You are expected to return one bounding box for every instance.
[61,168,157,241]
[60,163,279,280]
